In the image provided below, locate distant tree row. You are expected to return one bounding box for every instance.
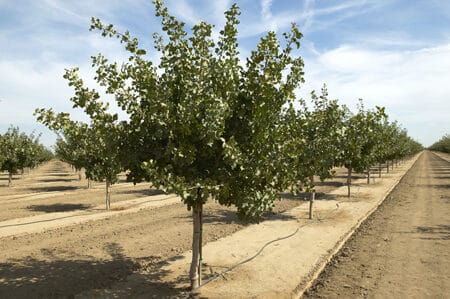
[0,127,53,186]
[34,0,422,289]
[429,134,450,153]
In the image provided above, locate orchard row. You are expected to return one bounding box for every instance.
[29,1,421,289]
[0,127,53,186]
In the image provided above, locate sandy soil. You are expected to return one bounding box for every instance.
[304,151,450,298]
[0,160,360,298]
[71,154,419,298]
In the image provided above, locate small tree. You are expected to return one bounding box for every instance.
[429,134,450,153]
[338,102,386,197]
[36,72,124,210]
[55,136,86,180]
[299,84,346,219]
[285,84,346,218]
[0,127,44,186]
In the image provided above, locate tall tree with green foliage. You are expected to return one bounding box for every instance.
[83,0,304,289]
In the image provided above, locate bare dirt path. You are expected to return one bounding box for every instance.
[304,151,450,298]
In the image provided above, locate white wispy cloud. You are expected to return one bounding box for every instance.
[299,43,450,146]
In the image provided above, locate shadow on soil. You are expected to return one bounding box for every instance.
[29,186,79,192]
[0,243,186,298]
[416,225,450,240]
[27,203,92,213]
[38,178,74,183]
[280,192,338,201]
[115,188,165,196]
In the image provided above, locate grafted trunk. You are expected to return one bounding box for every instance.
[189,196,203,290]
[105,180,111,210]
[8,172,13,187]
[347,166,352,197]
[309,176,315,220]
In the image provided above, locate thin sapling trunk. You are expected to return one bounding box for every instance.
[189,197,203,290]
[309,176,315,220]
[347,166,352,197]
[8,172,13,187]
[379,163,382,178]
[105,180,111,210]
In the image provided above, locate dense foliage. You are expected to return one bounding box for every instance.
[33,0,423,290]
[0,126,53,186]
[429,134,450,153]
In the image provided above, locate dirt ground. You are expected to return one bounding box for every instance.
[0,160,362,298]
[304,151,450,298]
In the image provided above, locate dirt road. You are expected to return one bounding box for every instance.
[304,151,450,298]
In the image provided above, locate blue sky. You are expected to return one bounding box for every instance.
[1,0,449,148]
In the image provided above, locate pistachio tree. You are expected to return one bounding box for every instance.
[87,0,304,289]
[285,84,346,218]
[0,127,48,186]
[338,102,386,197]
[430,134,450,153]
[35,69,124,210]
[54,136,87,181]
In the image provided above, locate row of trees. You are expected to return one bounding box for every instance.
[0,127,53,186]
[34,0,422,289]
[429,134,450,153]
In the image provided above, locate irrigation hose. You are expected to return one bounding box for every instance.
[196,204,341,289]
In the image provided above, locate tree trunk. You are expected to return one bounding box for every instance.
[198,200,203,286]
[391,160,394,170]
[8,172,12,187]
[87,178,91,189]
[347,167,352,197]
[105,180,111,210]
[379,163,382,178]
[78,171,82,181]
[367,168,370,184]
[309,176,315,220]
[386,161,390,173]
[190,198,203,290]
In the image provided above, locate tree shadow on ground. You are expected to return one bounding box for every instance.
[38,178,74,183]
[315,181,345,188]
[29,186,79,192]
[416,225,450,240]
[417,184,450,189]
[280,192,337,201]
[178,207,296,225]
[27,203,92,213]
[0,243,185,299]
[115,188,165,196]
[334,174,366,180]
[41,173,72,177]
